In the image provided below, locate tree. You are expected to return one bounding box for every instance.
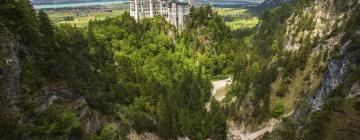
[99,123,118,140]
[38,10,54,38]
[272,100,285,117]
[206,99,227,140]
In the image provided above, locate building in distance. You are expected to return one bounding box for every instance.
[130,0,194,29]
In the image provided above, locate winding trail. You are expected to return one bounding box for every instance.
[206,77,232,111]
[208,77,294,140]
[211,77,232,101]
[228,111,294,140]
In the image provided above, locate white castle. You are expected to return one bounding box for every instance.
[130,0,194,29]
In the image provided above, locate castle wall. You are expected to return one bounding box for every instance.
[130,0,191,29]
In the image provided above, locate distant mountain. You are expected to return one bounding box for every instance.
[195,0,265,8]
[254,0,297,10]
[31,0,122,4]
[32,0,265,7]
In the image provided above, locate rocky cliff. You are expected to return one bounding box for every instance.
[263,0,360,139]
[228,0,360,139]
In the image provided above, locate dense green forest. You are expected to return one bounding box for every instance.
[1,0,360,139]
[0,0,232,139]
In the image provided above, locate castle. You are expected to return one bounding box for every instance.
[130,0,194,29]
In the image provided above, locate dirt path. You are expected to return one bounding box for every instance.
[205,77,232,111]
[211,77,232,101]
[228,111,294,140]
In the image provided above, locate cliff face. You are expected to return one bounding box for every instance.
[282,0,359,110]
[0,25,20,109]
[263,0,360,139]
[310,50,350,110]
[0,24,109,139]
[230,0,360,139]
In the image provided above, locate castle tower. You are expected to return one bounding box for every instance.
[188,0,194,7]
[130,0,139,21]
[149,0,154,17]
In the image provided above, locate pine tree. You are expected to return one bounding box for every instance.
[208,99,227,140]
[38,10,54,38]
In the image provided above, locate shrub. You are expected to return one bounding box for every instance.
[99,123,118,140]
[272,100,285,117]
[353,101,360,111]
[276,82,288,97]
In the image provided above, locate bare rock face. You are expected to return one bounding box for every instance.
[310,55,351,110]
[0,25,21,112]
[127,129,161,140]
[277,0,359,111]
[347,80,360,98]
[37,84,106,136]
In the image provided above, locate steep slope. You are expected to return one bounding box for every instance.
[1,1,233,139]
[226,0,360,139]
[256,0,296,9]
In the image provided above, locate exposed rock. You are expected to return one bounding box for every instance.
[0,25,20,112]
[38,85,74,112]
[347,80,360,98]
[310,55,351,110]
[84,111,102,135]
[127,129,160,140]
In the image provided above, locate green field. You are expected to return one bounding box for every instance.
[47,4,127,27]
[214,8,259,30]
[49,9,124,27]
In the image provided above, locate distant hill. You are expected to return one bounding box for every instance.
[254,0,297,10]
[31,0,122,4]
[32,0,266,7]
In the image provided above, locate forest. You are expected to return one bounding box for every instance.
[0,0,232,139]
[1,0,360,139]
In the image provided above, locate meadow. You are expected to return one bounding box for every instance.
[49,9,124,27]
[214,8,259,30]
[47,4,126,27]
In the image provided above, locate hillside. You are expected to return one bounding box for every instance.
[0,1,231,139]
[255,0,297,9]
[225,0,360,139]
[31,0,121,4]
[0,0,359,139]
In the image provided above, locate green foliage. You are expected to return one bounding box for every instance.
[353,101,360,111]
[38,10,54,38]
[272,100,285,117]
[32,108,80,139]
[0,2,232,139]
[262,118,297,140]
[206,99,227,140]
[276,82,288,97]
[256,4,293,56]
[303,97,344,140]
[0,105,21,139]
[99,123,119,140]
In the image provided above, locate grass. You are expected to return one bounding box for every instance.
[47,3,127,27]
[214,8,248,16]
[214,8,259,30]
[49,10,124,27]
[225,17,259,30]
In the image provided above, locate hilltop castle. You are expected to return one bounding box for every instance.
[130,0,194,29]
